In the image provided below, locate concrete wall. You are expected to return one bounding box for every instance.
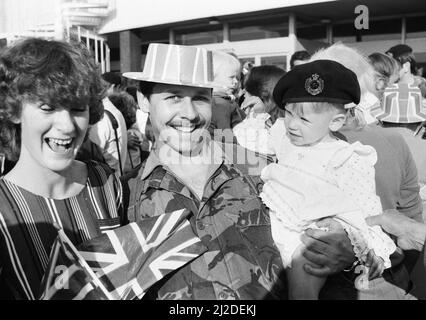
[197,36,294,59]
[99,0,334,34]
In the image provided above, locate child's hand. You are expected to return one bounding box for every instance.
[365,250,385,280]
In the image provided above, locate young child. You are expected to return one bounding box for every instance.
[262,60,396,299]
[209,51,245,136]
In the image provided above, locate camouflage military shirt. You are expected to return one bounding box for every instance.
[126,143,287,300]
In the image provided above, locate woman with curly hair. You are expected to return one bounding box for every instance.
[0,38,123,299]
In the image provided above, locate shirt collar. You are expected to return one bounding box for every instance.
[141,140,228,181]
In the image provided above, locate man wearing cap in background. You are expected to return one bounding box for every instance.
[122,43,286,300]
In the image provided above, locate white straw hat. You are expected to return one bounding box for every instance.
[123,43,215,89]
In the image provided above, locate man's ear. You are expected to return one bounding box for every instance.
[137,90,150,113]
[329,113,346,132]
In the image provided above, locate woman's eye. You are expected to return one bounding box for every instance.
[40,104,54,112]
[72,107,87,113]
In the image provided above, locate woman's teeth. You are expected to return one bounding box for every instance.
[46,138,73,153]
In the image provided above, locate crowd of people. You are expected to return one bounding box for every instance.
[1,36,426,300]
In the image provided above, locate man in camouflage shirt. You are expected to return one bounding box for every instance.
[122,43,287,300]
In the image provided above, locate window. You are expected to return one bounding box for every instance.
[175,25,223,45]
[359,18,401,41]
[297,24,327,41]
[261,55,287,71]
[407,15,426,39]
[230,16,289,42]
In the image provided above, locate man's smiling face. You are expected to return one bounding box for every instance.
[147,83,212,156]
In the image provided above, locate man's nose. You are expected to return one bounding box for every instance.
[180,97,198,120]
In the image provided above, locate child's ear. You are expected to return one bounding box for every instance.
[329,113,346,132]
[137,91,150,113]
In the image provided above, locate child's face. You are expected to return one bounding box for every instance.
[214,63,241,95]
[283,103,344,146]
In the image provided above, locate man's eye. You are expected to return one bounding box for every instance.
[194,96,210,102]
[166,95,181,102]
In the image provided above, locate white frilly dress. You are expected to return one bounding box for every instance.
[234,116,396,268]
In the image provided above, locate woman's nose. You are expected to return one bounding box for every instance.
[55,110,76,133]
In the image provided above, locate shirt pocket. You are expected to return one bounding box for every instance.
[231,197,270,229]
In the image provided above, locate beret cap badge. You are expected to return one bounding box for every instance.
[305,73,324,96]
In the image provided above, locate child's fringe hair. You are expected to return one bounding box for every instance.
[287,102,366,130]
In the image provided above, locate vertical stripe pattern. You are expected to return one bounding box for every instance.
[0,161,122,299]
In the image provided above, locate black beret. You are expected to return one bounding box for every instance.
[273,59,361,108]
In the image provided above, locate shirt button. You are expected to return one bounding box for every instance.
[218,292,228,300]
[197,221,205,230]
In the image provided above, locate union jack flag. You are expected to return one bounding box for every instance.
[371,83,426,123]
[39,209,206,300]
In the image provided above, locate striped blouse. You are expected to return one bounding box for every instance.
[0,161,123,300]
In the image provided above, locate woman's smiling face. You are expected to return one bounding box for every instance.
[18,99,89,172]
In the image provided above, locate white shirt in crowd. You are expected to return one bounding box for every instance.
[89,97,128,175]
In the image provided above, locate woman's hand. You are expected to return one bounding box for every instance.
[366,210,426,252]
[241,95,266,116]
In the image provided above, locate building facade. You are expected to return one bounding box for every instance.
[0,0,113,73]
[1,0,426,74]
[98,0,426,73]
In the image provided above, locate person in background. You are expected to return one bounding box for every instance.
[232,65,286,153]
[0,38,123,299]
[209,50,246,140]
[241,65,286,122]
[108,91,149,173]
[368,52,401,102]
[369,56,426,214]
[290,50,311,69]
[86,72,128,175]
[386,44,426,98]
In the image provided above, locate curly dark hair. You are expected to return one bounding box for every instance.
[108,91,137,129]
[0,37,105,161]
